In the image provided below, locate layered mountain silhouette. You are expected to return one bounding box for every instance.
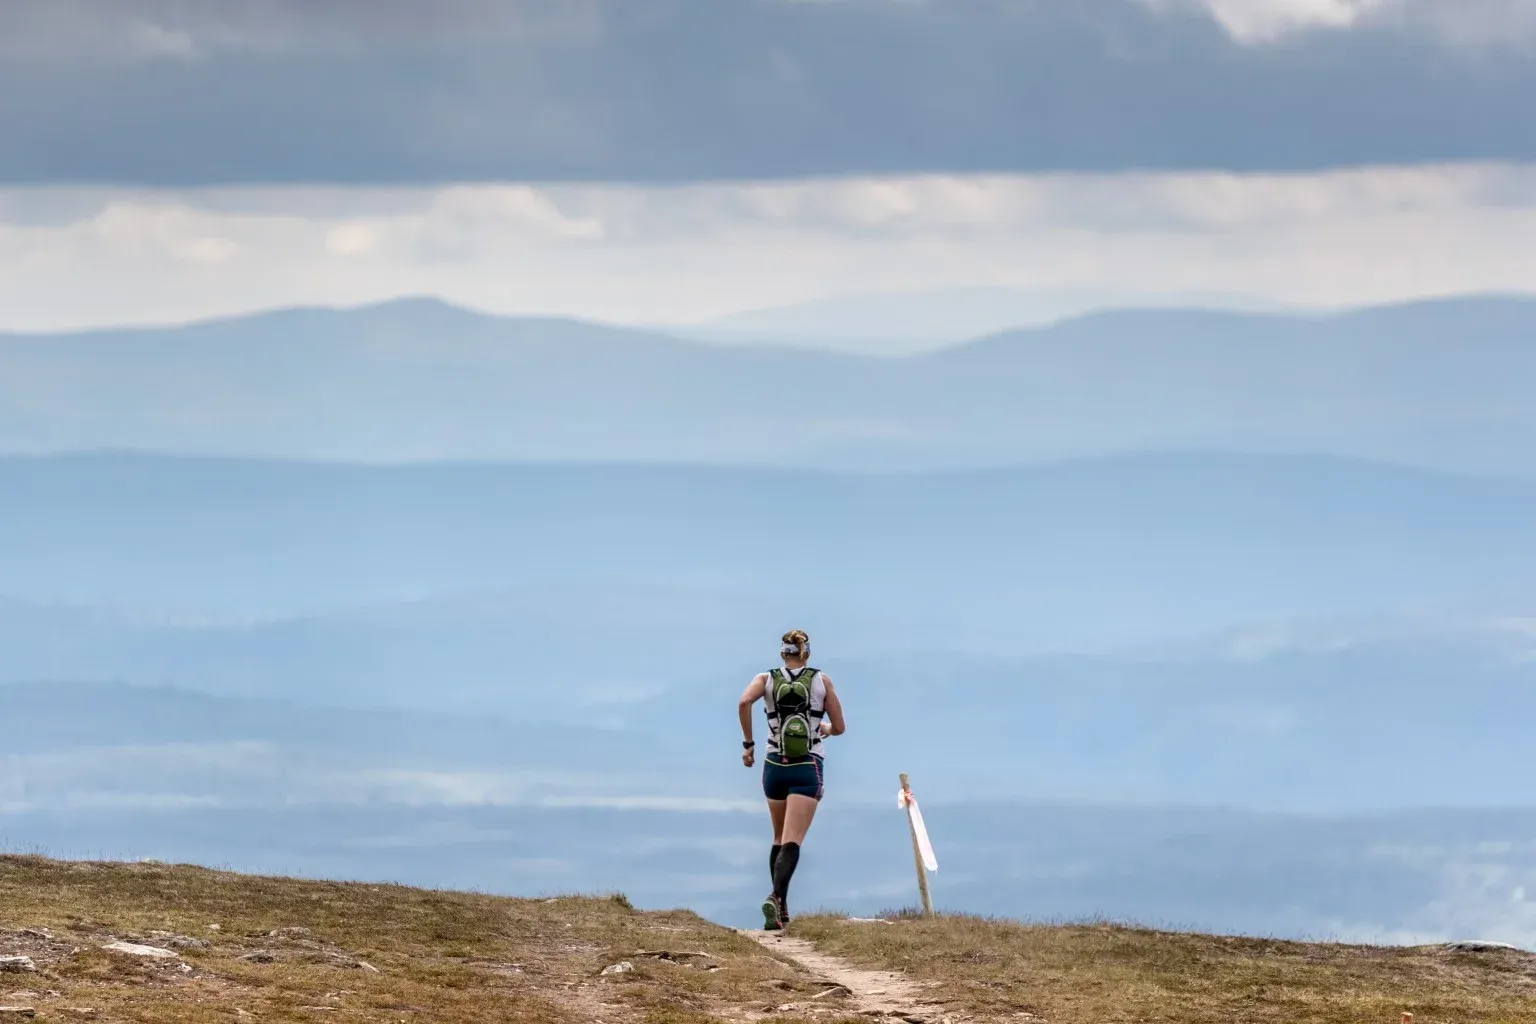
[5,451,1534,640]
[4,295,1535,472]
[7,296,1536,943]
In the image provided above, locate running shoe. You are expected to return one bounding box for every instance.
[761,893,785,931]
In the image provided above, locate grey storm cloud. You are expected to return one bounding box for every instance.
[2,0,1536,184]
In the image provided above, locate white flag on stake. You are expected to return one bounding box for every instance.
[898,788,939,872]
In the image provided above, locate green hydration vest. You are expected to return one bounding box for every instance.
[768,666,823,762]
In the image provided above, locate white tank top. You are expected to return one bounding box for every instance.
[762,668,827,759]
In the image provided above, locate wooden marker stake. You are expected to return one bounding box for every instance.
[899,773,934,918]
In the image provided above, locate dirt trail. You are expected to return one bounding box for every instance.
[740,928,957,1022]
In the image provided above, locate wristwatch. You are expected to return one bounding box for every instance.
[742,740,755,749]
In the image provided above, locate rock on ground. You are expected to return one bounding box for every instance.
[1446,941,1526,953]
[102,942,179,959]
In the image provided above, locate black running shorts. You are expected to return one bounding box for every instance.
[762,754,825,801]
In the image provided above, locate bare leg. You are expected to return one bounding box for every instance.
[767,799,787,843]
[770,795,821,922]
[780,794,819,845]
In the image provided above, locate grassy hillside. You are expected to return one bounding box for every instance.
[0,855,827,1024]
[793,913,1536,1024]
[4,856,1535,1023]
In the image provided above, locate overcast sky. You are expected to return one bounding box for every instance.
[6,0,1536,183]
[4,164,1536,334]
[3,0,1534,337]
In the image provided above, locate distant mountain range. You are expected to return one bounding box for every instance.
[7,602,1534,812]
[4,295,1535,472]
[679,285,1298,352]
[8,680,1536,943]
[5,451,1534,640]
[6,446,1536,941]
[3,450,1536,814]
[9,295,1536,945]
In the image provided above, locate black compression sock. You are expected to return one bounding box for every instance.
[771,841,801,909]
[770,844,782,880]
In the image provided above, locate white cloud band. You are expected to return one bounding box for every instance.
[1150,0,1536,44]
[3,163,1536,337]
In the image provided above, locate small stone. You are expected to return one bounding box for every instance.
[599,961,634,976]
[238,951,278,964]
[1446,940,1524,953]
[0,961,34,975]
[0,1008,37,1019]
[356,961,380,974]
[102,942,179,959]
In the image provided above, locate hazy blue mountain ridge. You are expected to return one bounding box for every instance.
[4,452,1534,648]
[4,295,1536,471]
[8,735,1536,946]
[6,610,1534,813]
[7,293,1536,947]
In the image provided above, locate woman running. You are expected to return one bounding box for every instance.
[738,629,845,931]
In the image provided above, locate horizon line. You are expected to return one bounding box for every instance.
[6,289,1536,351]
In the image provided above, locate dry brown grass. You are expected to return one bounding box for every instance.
[0,855,858,1024]
[16,854,1526,1024]
[791,911,1536,1024]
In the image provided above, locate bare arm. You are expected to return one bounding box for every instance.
[820,676,846,736]
[738,674,767,765]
